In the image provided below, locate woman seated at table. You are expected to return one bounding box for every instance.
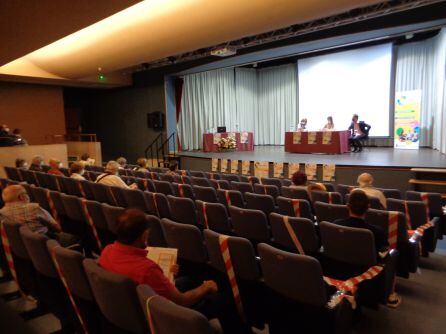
[322,116,335,131]
[297,118,307,131]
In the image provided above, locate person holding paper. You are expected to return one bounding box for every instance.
[322,116,335,131]
[298,118,307,131]
[99,209,250,334]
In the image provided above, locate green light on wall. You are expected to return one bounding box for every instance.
[98,74,106,81]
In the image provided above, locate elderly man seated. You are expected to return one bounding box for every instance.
[95,160,137,189]
[357,172,387,209]
[0,185,78,246]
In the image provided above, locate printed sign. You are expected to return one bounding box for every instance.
[394,90,421,150]
[322,164,336,181]
[241,161,251,175]
[240,132,249,144]
[230,160,239,174]
[220,159,228,173]
[213,133,221,145]
[307,132,317,144]
[288,163,300,178]
[211,158,219,172]
[273,162,284,178]
[305,163,317,180]
[293,132,302,144]
[254,161,269,179]
[322,131,332,145]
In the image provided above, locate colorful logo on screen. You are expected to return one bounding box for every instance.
[396,125,419,143]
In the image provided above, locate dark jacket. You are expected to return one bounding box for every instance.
[348,121,371,138]
[333,216,388,253]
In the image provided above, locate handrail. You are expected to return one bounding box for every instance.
[144,133,163,167]
[145,132,177,167]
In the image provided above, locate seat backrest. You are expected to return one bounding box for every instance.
[204,229,260,281]
[49,190,66,216]
[217,189,245,208]
[101,203,125,234]
[310,191,343,205]
[387,198,429,229]
[61,193,84,221]
[314,202,349,223]
[269,213,319,254]
[109,186,128,207]
[365,209,408,247]
[191,177,212,188]
[193,185,218,203]
[319,221,376,266]
[204,172,221,180]
[172,183,195,200]
[406,191,443,217]
[146,214,167,247]
[231,181,254,195]
[4,166,21,181]
[229,206,270,242]
[258,243,327,307]
[336,184,356,200]
[29,187,51,212]
[167,195,198,226]
[261,178,283,190]
[35,172,49,189]
[239,175,260,184]
[276,197,313,221]
[345,193,383,210]
[61,177,83,197]
[280,186,310,201]
[136,284,214,334]
[245,192,275,217]
[254,184,279,198]
[220,173,241,183]
[153,180,174,196]
[377,188,402,200]
[173,175,192,185]
[123,188,151,213]
[144,192,171,219]
[90,182,113,204]
[189,171,206,178]
[83,199,108,230]
[211,179,231,190]
[79,180,95,200]
[160,219,207,263]
[321,182,336,192]
[83,259,147,333]
[159,174,175,183]
[195,200,231,233]
[19,226,57,278]
[47,239,93,301]
[134,177,156,192]
[1,217,30,259]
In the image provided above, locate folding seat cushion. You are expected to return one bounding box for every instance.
[269,213,319,255]
[220,173,240,183]
[276,197,313,221]
[310,191,343,205]
[231,181,254,197]
[203,229,266,328]
[258,243,352,334]
[172,183,195,200]
[167,195,198,226]
[217,189,245,208]
[239,175,260,184]
[153,180,174,196]
[193,185,218,203]
[210,179,231,190]
[196,200,232,234]
[245,192,276,217]
[314,202,349,223]
[366,209,419,276]
[228,206,270,244]
[83,259,147,334]
[254,184,279,199]
[144,192,171,219]
[281,186,310,201]
[136,285,216,334]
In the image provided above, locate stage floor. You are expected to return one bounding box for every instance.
[178,146,446,169]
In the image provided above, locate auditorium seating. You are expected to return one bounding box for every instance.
[2,163,445,333]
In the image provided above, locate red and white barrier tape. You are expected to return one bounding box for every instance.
[388,211,399,250]
[328,192,333,204]
[46,190,61,228]
[80,199,102,250]
[282,216,305,255]
[224,190,232,206]
[151,193,160,217]
[291,199,301,217]
[201,202,209,229]
[50,247,89,333]
[178,184,185,198]
[218,235,244,318]
[420,192,431,222]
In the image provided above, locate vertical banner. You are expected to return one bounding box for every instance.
[220,159,228,173]
[241,161,251,175]
[288,163,300,178]
[305,163,317,180]
[230,160,239,174]
[240,132,249,144]
[322,131,332,145]
[293,132,302,144]
[307,132,317,144]
[394,90,421,150]
[254,161,269,179]
[322,164,336,182]
[273,162,284,178]
[211,158,219,172]
[213,133,222,145]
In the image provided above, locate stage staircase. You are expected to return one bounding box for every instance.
[144,132,180,168]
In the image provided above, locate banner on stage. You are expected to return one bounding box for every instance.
[288,163,300,178]
[322,131,332,145]
[228,132,236,140]
[220,159,228,173]
[307,132,317,145]
[213,133,221,145]
[240,132,249,144]
[241,161,251,175]
[394,90,421,150]
[230,160,239,174]
[255,161,269,179]
[322,164,336,181]
[273,162,284,178]
[293,132,302,144]
[211,158,219,172]
[305,163,317,180]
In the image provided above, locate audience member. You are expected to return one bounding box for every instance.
[333,189,400,308]
[165,162,178,176]
[307,182,327,201]
[95,161,137,189]
[47,158,64,176]
[29,155,44,171]
[69,162,86,180]
[116,157,127,169]
[15,158,28,169]
[99,209,249,334]
[134,158,149,173]
[290,171,309,191]
[357,173,386,209]
[12,128,27,145]
[79,153,94,167]
[0,124,10,137]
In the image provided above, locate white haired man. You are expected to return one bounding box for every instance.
[357,173,387,209]
[95,160,137,189]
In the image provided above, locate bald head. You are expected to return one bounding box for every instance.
[357,173,373,187]
[2,185,29,203]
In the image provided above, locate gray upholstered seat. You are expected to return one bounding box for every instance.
[193,185,219,203]
[314,202,349,223]
[228,206,270,243]
[245,192,276,217]
[196,200,232,233]
[167,195,198,226]
[276,197,313,221]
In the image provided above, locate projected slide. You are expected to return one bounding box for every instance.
[298,43,393,136]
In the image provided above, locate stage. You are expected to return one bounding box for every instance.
[178,146,446,192]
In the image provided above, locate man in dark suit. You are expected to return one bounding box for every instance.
[348,114,371,152]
